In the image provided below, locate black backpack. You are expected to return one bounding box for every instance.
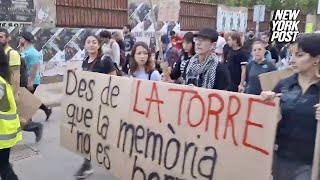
[7,49,28,87]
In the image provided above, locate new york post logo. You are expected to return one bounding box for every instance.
[270,10,300,43]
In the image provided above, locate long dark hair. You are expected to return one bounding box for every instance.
[182,32,195,57]
[0,46,10,82]
[129,41,154,75]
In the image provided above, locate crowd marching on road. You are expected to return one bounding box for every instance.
[0,23,320,180]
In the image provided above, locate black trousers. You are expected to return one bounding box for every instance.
[0,148,18,180]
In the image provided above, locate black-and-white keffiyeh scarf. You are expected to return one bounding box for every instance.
[185,53,220,89]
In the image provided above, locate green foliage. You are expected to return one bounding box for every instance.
[188,0,318,14]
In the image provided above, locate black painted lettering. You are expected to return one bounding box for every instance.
[84,133,90,154]
[182,142,197,178]
[84,108,93,128]
[101,76,120,108]
[76,130,83,152]
[96,143,103,164]
[164,174,175,180]
[131,156,146,180]
[145,129,163,165]
[96,143,111,170]
[198,146,217,180]
[148,172,160,180]
[78,79,87,98]
[87,80,95,101]
[67,104,76,133]
[111,86,120,108]
[135,125,145,154]
[97,105,109,140]
[103,144,111,170]
[164,138,180,170]
[76,130,90,155]
[66,70,77,95]
[117,120,135,157]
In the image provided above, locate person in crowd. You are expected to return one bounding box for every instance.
[0,28,21,98]
[123,25,136,74]
[112,31,126,73]
[215,34,227,62]
[155,35,180,73]
[123,24,136,54]
[75,35,117,179]
[222,32,231,63]
[226,32,248,92]
[167,32,195,84]
[20,32,54,142]
[170,30,182,51]
[112,31,125,51]
[244,40,277,95]
[262,33,320,180]
[243,29,256,55]
[128,41,161,81]
[184,28,229,90]
[1,28,43,143]
[277,42,292,70]
[261,31,279,63]
[0,46,21,180]
[100,30,121,68]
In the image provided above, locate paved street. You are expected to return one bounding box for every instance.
[11,107,119,180]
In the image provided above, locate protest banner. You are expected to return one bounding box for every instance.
[61,70,280,180]
[259,68,294,91]
[17,87,42,124]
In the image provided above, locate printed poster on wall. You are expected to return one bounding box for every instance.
[216,5,248,32]
[128,0,180,53]
[0,0,56,27]
[0,0,36,27]
[61,70,280,180]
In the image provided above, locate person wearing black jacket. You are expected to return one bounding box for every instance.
[169,32,195,83]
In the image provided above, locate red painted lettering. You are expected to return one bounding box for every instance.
[187,94,205,128]
[206,93,224,140]
[223,95,241,146]
[145,82,164,123]
[243,98,276,155]
[133,80,145,115]
[168,88,197,126]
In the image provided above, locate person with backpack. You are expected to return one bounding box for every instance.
[100,30,121,69]
[112,31,126,73]
[0,28,44,143]
[75,34,118,179]
[128,42,161,81]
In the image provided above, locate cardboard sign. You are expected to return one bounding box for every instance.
[61,70,280,180]
[17,87,42,122]
[259,69,294,91]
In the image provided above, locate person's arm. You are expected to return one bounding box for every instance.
[239,53,248,90]
[8,50,21,98]
[112,41,121,67]
[28,64,38,87]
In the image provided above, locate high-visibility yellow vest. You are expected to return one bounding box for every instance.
[0,76,22,149]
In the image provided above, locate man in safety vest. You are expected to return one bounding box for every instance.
[0,28,44,143]
[0,46,21,180]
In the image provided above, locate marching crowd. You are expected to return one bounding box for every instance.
[0,24,320,180]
